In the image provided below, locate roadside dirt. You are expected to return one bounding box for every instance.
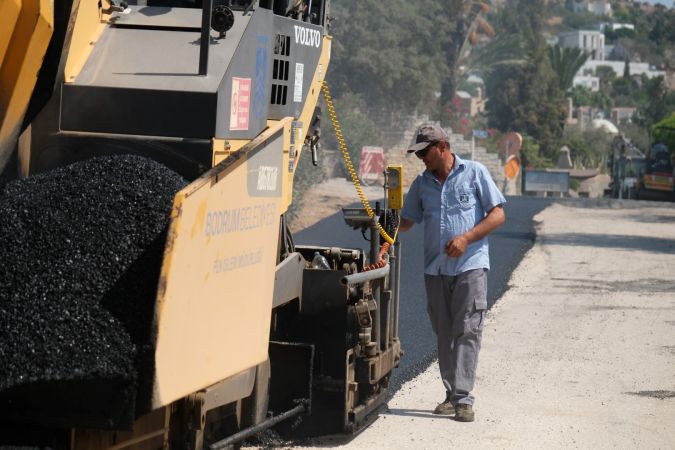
[289,178,387,233]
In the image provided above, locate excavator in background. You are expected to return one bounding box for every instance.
[635,143,674,201]
[0,1,404,448]
[608,135,673,201]
[607,135,646,200]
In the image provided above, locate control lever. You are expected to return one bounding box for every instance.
[305,131,320,167]
[101,0,128,14]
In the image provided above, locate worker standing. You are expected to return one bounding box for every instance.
[398,124,506,422]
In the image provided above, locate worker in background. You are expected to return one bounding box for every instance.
[286,0,307,20]
[398,124,506,422]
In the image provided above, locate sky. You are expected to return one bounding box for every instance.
[642,0,674,7]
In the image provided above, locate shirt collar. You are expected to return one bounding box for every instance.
[453,154,467,169]
[423,153,467,181]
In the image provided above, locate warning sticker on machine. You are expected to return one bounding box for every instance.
[294,63,304,103]
[230,77,251,131]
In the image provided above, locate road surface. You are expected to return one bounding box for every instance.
[301,198,675,449]
[295,196,552,394]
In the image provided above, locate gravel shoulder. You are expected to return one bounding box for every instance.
[304,200,675,449]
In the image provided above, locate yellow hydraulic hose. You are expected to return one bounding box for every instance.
[321,81,399,245]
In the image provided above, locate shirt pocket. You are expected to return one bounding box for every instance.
[455,186,477,211]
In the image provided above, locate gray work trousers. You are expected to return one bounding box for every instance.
[424,269,487,406]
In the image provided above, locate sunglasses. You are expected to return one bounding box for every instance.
[415,142,437,159]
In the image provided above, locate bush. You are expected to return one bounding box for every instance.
[520,134,554,169]
[560,126,612,169]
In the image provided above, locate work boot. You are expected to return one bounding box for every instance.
[432,398,454,415]
[454,404,475,422]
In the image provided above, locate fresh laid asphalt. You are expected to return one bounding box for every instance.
[294,196,553,391]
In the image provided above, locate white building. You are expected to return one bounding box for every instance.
[558,30,605,60]
[571,0,612,16]
[573,75,600,91]
[589,1,612,16]
[597,22,635,32]
[580,60,666,79]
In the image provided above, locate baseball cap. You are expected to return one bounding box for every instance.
[406,124,447,153]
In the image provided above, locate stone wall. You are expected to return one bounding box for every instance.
[383,118,508,191]
[323,111,512,193]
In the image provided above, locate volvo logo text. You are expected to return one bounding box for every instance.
[294,25,321,48]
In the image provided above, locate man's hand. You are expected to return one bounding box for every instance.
[444,205,505,258]
[399,217,415,232]
[445,234,469,257]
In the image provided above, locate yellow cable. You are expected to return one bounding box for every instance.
[321,81,397,245]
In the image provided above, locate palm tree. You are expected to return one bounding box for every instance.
[548,45,590,92]
[442,1,530,106]
[459,33,528,79]
[441,0,494,105]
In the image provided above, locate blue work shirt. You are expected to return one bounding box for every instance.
[401,155,506,276]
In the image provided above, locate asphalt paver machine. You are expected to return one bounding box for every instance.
[0,1,403,448]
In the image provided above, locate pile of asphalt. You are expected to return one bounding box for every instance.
[0,155,187,428]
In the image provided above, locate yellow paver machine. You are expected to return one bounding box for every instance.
[0,1,403,448]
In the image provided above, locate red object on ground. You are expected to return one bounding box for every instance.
[359,146,385,186]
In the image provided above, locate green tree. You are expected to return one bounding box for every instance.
[604,27,637,43]
[592,90,613,111]
[613,6,632,23]
[623,59,630,79]
[627,76,671,130]
[648,9,675,47]
[570,86,613,110]
[458,33,528,81]
[484,0,564,160]
[485,54,564,158]
[562,11,602,30]
[571,85,593,107]
[612,77,632,97]
[548,45,590,92]
[652,114,675,154]
[560,126,612,169]
[519,134,551,169]
[440,0,496,107]
[328,0,445,111]
[595,65,616,91]
[456,80,482,96]
[328,0,498,116]
[641,76,669,128]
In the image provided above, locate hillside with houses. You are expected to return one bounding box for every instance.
[548,1,674,134]
[288,0,675,218]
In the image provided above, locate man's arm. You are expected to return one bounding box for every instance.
[445,205,505,257]
[398,177,421,233]
[399,217,415,232]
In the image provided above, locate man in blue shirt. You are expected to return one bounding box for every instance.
[399,124,506,422]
